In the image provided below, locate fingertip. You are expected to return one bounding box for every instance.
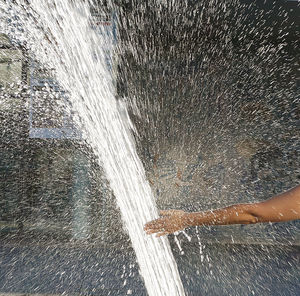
[156,231,168,237]
[145,229,157,235]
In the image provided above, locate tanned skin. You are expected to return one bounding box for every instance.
[144,185,300,237]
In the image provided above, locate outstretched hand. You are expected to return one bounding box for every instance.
[144,209,189,237]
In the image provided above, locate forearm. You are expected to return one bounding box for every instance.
[184,203,261,227]
[184,185,300,227]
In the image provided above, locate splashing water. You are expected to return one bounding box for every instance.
[1,0,185,295]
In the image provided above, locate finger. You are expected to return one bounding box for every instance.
[144,223,160,231]
[144,223,165,233]
[144,218,165,230]
[145,229,160,235]
[145,227,163,234]
[156,231,169,237]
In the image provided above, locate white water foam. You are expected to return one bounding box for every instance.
[0,1,185,295]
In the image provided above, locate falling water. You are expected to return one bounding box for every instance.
[1,0,185,295]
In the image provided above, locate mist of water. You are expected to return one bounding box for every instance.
[0,0,185,295]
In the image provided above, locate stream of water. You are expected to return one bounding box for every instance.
[1,0,185,295]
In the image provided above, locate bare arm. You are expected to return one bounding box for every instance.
[144,185,300,236]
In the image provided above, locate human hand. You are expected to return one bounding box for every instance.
[144,209,189,237]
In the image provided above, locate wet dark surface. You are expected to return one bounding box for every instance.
[175,242,300,296]
[0,244,145,296]
[0,242,299,296]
